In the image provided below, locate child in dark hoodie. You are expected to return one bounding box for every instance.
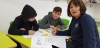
[8,5,39,35]
[8,5,39,48]
[38,7,67,31]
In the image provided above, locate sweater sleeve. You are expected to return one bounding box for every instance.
[56,30,71,36]
[55,19,74,36]
[58,18,67,30]
[81,15,97,48]
[32,20,39,31]
[38,16,50,29]
[8,17,28,35]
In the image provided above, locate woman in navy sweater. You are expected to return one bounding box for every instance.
[52,0,100,48]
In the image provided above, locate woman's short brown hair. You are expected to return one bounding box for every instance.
[67,0,86,17]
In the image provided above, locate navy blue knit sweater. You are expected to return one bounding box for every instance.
[56,13,100,48]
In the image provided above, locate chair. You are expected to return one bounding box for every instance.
[61,18,69,26]
[38,19,42,23]
[10,21,13,25]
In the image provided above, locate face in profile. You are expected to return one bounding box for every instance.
[52,11,61,19]
[28,17,35,22]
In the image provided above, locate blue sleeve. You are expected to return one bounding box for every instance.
[38,16,50,29]
[55,19,74,36]
[56,30,71,36]
[81,15,97,48]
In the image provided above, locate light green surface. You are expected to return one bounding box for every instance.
[0,30,17,48]
[8,34,31,48]
[98,27,100,34]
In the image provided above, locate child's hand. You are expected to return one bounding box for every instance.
[55,27,61,31]
[52,29,57,35]
[50,25,55,29]
[20,28,25,30]
[28,30,35,35]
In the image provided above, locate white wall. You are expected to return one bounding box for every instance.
[0,0,100,33]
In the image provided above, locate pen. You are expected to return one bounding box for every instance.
[32,26,33,30]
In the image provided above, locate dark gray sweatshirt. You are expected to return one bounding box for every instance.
[38,12,67,30]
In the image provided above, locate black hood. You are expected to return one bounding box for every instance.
[21,4,37,22]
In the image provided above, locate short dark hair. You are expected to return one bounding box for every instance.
[53,7,62,13]
[67,0,86,17]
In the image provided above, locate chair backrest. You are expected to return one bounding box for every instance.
[38,19,42,23]
[10,21,13,25]
[61,18,69,26]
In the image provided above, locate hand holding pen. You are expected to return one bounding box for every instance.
[28,26,35,35]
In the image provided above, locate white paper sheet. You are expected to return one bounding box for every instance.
[51,38,66,48]
[23,28,54,38]
[31,36,67,48]
[23,28,67,48]
[23,28,67,38]
[31,36,52,48]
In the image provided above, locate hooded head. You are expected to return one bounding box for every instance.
[21,4,37,22]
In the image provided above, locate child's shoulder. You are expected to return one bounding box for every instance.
[81,13,91,18]
[15,16,22,20]
[43,15,49,19]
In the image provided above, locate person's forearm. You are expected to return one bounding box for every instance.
[59,25,67,30]
[39,24,50,29]
[8,29,28,35]
[56,30,71,36]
